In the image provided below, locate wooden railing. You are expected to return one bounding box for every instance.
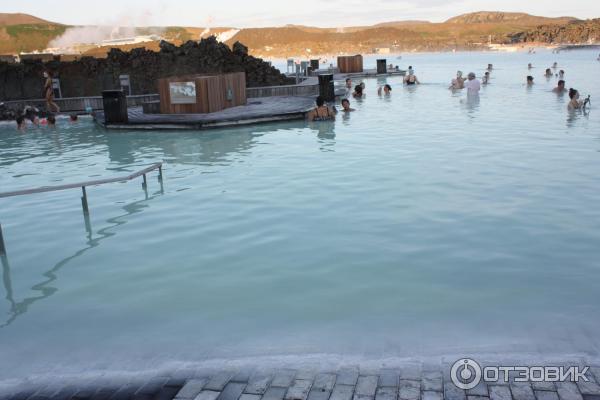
[0,162,163,255]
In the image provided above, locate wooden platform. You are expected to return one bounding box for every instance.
[96,96,316,130]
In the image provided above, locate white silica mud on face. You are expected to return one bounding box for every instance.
[1,50,600,381]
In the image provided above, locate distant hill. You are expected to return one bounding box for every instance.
[0,13,55,26]
[445,11,577,25]
[508,18,600,44]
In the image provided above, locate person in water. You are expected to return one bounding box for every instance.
[544,68,553,78]
[340,98,355,112]
[16,115,26,131]
[552,62,558,69]
[377,84,392,95]
[567,88,587,110]
[482,71,490,85]
[352,85,364,98]
[345,78,352,90]
[47,115,56,127]
[43,71,60,113]
[528,63,533,69]
[70,114,78,122]
[527,75,534,86]
[307,96,335,121]
[487,63,493,71]
[464,72,481,96]
[404,70,419,85]
[450,71,465,89]
[553,80,567,93]
[558,70,565,79]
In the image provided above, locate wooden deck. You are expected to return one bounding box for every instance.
[96,96,316,130]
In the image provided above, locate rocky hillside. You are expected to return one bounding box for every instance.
[508,18,600,44]
[445,11,577,25]
[0,13,67,54]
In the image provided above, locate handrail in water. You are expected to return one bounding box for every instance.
[0,162,163,255]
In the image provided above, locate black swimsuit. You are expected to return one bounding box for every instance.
[312,106,332,121]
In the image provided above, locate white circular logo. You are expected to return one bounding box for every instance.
[451,358,482,389]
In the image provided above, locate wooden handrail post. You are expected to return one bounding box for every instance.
[158,165,163,181]
[81,187,89,214]
[142,174,147,189]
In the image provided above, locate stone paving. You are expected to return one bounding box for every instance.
[2,362,600,400]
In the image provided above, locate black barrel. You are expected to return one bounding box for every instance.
[318,74,335,101]
[377,59,387,74]
[310,59,320,71]
[102,90,128,124]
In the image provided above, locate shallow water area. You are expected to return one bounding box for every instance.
[1,50,600,380]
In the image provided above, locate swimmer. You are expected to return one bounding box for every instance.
[47,115,56,126]
[544,68,553,78]
[487,63,493,71]
[527,75,534,86]
[352,85,364,98]
[558,70,565,79]
[464,72,481,96]
[450,71,465,89]
[567,88,587,110]
[340,98,355,112]
[345,78,352,90]
[553,80,567,94]
[552,62,558,69]
[404,70,420,85]
[482,71,490,85]
[16,115,26,131]
[377,84,392,95]
[70,114,78,122]
[528,63,533,69]
[307,95,335,121]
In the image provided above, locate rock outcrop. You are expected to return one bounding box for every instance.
[0,36,294,102]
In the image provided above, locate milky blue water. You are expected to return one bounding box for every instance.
[1,50,600,380]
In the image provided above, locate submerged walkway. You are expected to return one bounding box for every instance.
[2,361,600,400]
[97,97,316,130]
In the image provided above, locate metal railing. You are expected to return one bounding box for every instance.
[0,162,163,255]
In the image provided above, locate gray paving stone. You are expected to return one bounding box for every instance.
[466,396,489,400]
[194,390,221,400]
[136,377,169,395]
[313,374,337,392]
[296,371,317,381]
[337,369,359,386]
[489,385,512,400]
[591,368,600,384]
[581,396,600,400]
[398,380,420,400]
[286,380,313,400]
[444,382,466,400]
[205,372,235,392]
[466,383,488,397]
[330,385,355,400]
[233,371,252,383]
[577,380,600,396]
[535,391,559,400]
[375,387,397,400]
[239,394,261,400]
[356,376,378,397]
[176,379,208,399]
[262,387,288,400]
[379,371,399,388]
[109,383,139,400]
[308,390,332,400]
[532,382,556,392]
[218,383,246,400]
[556,382,584,400]
[510,384,536,400]
[272,370,297,388]
[422,391,442,400]
[422,372,442,393]
[92,388,117,400]
[244,374,272,395]
[400,365,422,381]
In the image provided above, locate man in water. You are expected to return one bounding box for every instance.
[558,70,565,79]
[544,68,553,78]
[553,80,567,94]
[464,72,481,96]
[487,64,493,71]
[450,71,465,89]
[528,63,533,69]
[527,76,534,86]
[340,98,355,112]
[482,71,490,85]
[378,84,392,95]
[352,85,364,98]
[16,115,26,131]
[345,78,352,90]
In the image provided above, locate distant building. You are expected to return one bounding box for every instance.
[100,35,162,47]
[373,47,391,54]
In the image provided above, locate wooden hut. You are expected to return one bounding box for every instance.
[337,55,363,73]
[157,72,246,114]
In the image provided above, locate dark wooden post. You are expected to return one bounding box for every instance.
[81,186,89,214]
[0,222,6,255]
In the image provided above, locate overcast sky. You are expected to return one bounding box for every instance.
[2,0,598,27]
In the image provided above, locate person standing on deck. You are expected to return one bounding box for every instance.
[43,71,60,113]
